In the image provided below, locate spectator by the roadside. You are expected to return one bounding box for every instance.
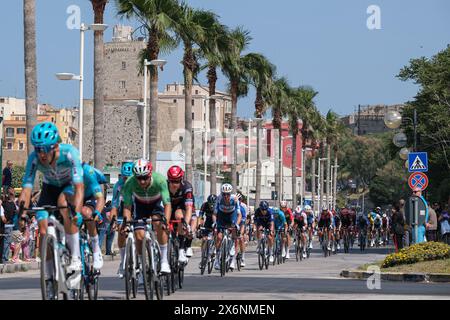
[432,202,442,241]
[10,215,31,263]
[426,204,438,242]
[392,202,405,252]
[398,199,411,247]
[2,161,13,196]
[438,205,450,245]
[0,200,5,263]
[1,187,17,262]
[29,215,38,260]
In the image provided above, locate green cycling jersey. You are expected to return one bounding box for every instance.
[122,172,171,207]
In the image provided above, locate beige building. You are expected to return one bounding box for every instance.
[0,97,26,120]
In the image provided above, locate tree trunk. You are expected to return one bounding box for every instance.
[327,144,331,209]
[207,65,217,195]
[92,0,107,169]
[230,80,238,191]
[183,45,195,182]
[255,118,262,207]
[276,128,282,206]
[333,150,338,209]
[24,0,38,157]
[255,92,264,207]
[291,131,298,207]
[147,29,159,166]
[311,154,316,216]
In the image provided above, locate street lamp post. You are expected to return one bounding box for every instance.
[318,157,328,211]
[247,118,252,202]
[56,23,108,161]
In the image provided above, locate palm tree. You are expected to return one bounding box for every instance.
[266,77,290,206]
[221,27,252,192]
[174,5,218,182]
[309,110,325,214]
[199,21,231,195]
[287,87,317,207]
[242,53,275,207]
[116,0,179,165]
[91,0,108,169]
[24,0,38,157]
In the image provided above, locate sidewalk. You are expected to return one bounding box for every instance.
[0,260,40,274]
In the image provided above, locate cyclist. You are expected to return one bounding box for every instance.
[254,201,275,263]
[340,207,353,245]
[121,159,172,274]
[381,213,390,245]
[65,162,106,271]
[280,201,293,259]
[236,193,248,267]
[357,211,370,247]
[166,165,195,263]
[373,209,383,246]
[293,206,308,258]
[318,207,334,251]
[333,209,342,251]
[303,205,315,249]
[18,122,84,280]
[272,207,288,259]
[197,194,217,269]
[111,162,134,278]
[213,184,241,270]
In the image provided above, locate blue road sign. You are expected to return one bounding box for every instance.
[408,152,428,172]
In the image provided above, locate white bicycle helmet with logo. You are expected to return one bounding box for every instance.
[280,201,288,208]
[304,205,312,211]
[221,183,233,194]
[133,158,152,177]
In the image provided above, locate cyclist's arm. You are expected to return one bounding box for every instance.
[19,154,38,208]
[86,167,105,218]
[159,176,172,223]
[69,147,84,214]
[18,187,32,210]
[73,182,84,214]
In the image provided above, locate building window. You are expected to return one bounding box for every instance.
[173,99,177,103]
[183,89,185,95]
[7,143,12,150]
[192,99,195,106]
[19,141,24,150]
[120,81,126,89]
[5,128,14,137]
[15,117,19,121]
[122,61,126,70]
[195,90,199,94]
[0,98,5,103]
[17,128,26,134]
[192,113,195,120]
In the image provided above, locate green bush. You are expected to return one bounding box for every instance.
[382,242,450,268]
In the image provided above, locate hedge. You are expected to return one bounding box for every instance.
[382,242,450,268]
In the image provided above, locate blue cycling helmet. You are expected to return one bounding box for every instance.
[259,201,269,211]
[121,162,134,177]
[30,122,59,147]
[272,207,280,215]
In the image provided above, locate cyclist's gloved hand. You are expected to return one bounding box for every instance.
[73,212,83,228]
[94,210,103,224]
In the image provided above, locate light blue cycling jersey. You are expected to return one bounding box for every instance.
[240,203,247,220]
[112,178,126,210]
[22,144,83,189]
[273,209,287,230]
[214,194,241,216]
[65,163,105,199]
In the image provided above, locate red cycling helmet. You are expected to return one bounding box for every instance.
[167,165,184,181]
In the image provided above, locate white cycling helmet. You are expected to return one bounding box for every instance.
[304,205,312,211]
[221,183,233,194]
[295,206,302,214]
[280,201,288,208]
[133,158,152,177]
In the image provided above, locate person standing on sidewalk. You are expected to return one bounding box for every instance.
[1,187,17,262]
[391,202,405,252]
[426,204,438,242]
[2,161,13,196]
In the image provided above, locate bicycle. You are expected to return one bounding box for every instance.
[79,217,99,300]
[167,219,187,293]
[320,227,331,257]
[22,205,81,300]
[218,226,236,276]
[273,229,284,265]
[198,227,215,275]
[257,228,270,270]
[121,218,139,300]
[343,227,350,253]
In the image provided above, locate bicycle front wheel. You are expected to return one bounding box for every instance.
[142,236,155,300]
[124,238,135,300]
[40,234,58,300]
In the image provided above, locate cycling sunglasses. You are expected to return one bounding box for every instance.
[34,145,56,154]
[136,175,151,181]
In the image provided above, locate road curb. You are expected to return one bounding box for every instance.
[0,261,40,274]
[340,270,449,283]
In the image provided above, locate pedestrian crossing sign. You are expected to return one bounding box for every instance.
[408,152,428,172]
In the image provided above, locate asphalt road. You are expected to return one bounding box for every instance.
[0,241,449,300]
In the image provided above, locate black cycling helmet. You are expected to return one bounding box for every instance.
[259,200,269,211]
[207,194,217,206]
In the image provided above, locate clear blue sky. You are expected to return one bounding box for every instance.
[1,0,449,118]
